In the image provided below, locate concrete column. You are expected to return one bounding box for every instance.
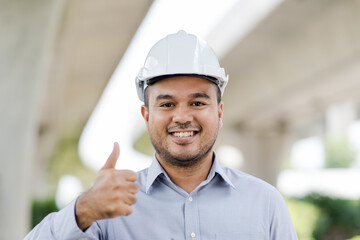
[0,0,62,238]
[234,123,291,186]
[326,102,357,136]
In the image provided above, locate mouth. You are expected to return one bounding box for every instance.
[167,124,201,145]
[170,131,197,137]
[168,130,198,145]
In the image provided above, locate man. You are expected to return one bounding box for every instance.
[26,30,298,239]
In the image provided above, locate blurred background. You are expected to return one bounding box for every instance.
[1,0,360,239]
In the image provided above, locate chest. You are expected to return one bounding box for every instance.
[100,186,270,240]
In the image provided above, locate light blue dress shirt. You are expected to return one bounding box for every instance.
[26,154,298,240]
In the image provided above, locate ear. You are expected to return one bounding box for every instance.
[141,105,150,131]
[218,101,224,129]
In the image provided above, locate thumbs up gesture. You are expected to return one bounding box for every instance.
[75,142,139,230]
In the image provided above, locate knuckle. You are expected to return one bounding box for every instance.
[122,170,138,181]
[132,183,140,192]
[130,172,138,180]
[123,207,133,216]
[114,181,126,191]
[121,193,136,205]
[130,195,137,204]
[102,206,116,218]
[111,193,121,202]
[113,191,126,201]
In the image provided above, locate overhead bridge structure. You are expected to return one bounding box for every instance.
[1,0,360,238]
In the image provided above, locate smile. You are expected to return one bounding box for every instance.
[171,131,196,137]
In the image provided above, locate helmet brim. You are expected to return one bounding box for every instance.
[146,74,219,86]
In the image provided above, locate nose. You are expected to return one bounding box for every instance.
[172,104,193,124]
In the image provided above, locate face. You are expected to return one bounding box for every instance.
[141,76,223,168]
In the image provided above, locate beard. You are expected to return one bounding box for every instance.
[149,128,218,169]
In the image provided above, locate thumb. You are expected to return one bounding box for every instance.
[102,142,120,169]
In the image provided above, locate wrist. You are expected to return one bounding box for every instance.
[75,194,95,231]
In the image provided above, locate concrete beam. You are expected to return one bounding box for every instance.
[220,0,360,128]
[216,0,360,184]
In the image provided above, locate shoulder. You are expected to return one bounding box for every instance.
[221,166,290,214]
[221,166,279,196]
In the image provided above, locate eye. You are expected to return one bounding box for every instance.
[160,102,175,108]
[191,101,205,107]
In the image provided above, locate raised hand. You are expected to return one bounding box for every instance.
[75,142,139,230]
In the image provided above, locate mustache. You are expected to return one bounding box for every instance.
[167,122,201,132]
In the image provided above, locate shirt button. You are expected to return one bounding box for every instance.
[190,232,196,238]
[188,196,193,202]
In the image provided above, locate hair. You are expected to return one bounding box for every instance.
[144,84,221,108]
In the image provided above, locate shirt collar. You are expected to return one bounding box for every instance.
[208,152,236,189]
[145,152,235,194]
[145,155,166,194]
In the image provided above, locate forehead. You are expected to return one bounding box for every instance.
[147,76,218,99]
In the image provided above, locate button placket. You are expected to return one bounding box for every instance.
[184,194,199,240]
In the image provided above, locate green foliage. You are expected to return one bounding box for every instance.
[31,198,59,228]
[288,194,360,239]
[133,130,154,156]
[347,236,360,240]
[302,193,360,240]
[324,135,356,168]
[48,131,96,191]
[286,199,319,240]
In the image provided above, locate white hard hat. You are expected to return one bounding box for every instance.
[135,30,229,102]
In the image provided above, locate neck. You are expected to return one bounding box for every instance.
[157,151,214,194]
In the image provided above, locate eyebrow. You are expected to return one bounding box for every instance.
[155,94,174,101]
[189,93,211,99]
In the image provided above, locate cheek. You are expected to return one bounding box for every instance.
[148,111,170,131]
[201,108,218,120]
[198,109,221,130]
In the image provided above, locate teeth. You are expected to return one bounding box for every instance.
[173,131,194,137]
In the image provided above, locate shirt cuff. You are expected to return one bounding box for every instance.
[52,199,95,239]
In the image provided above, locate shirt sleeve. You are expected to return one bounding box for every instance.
[24,200,101,240]
[269,188,299,240]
